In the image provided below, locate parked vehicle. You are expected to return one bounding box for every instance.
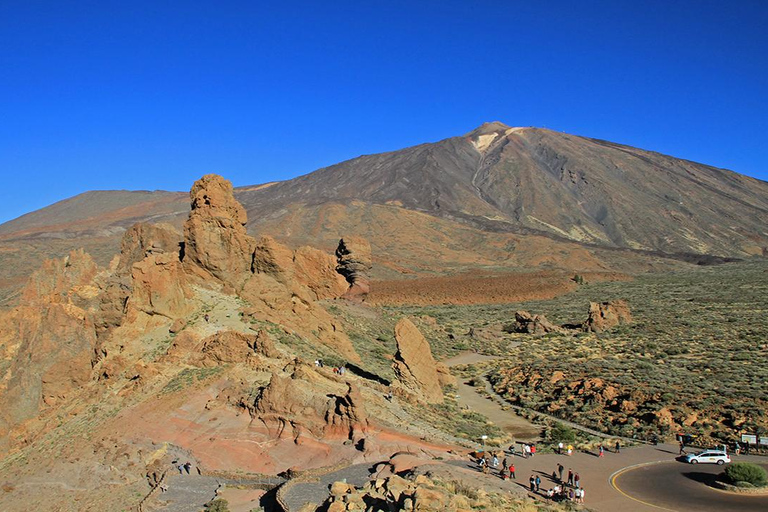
[683,450,730,465]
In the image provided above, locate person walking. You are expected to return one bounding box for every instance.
[567,444,573,456]
[558,441,563,454]
[535,475,541,491]
[530,444,536,457]
[567,468,573,486]
[492,454,499,468]
[580,487,586,503]
[557,463,564,482]
[529,475,536,492]
[615,440,621,453]
[575,488,582,503]
[599,444,604,457]
[574,473,580,489]
[510,463,516,479]
[523,444,530,458]
[679,441,686,455]
[502,457,508,472]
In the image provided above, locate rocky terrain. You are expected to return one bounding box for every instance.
[2,122,766,304]
[0,175,492,511]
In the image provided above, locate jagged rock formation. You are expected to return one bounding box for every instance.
[582,299,632,332]
[252,368,368,440]
[182,174,255,286]
[510,310,564,334]
[335,237,372,299]
[200,329,279,366]
[0,250,100,450]
[392,318,443,403]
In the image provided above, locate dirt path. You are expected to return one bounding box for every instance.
[445,353,541,441]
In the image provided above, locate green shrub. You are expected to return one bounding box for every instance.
[204,498,231,512]
[547,422,577,443]
[724,462,768,487]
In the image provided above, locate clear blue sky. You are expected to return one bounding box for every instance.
[1,1,766,224]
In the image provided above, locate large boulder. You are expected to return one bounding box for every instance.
[200,329,279,366]
[126,253,192,320]
[511,310,563,335]
[392,318,443,403]
[335,237,372,299]
[582,300,632,332]
[182,174,255,286]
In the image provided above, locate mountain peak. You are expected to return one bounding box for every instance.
[465,121,512,138]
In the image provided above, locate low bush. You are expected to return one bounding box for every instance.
[724,462,768,487]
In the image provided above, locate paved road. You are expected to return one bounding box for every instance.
[281,463,377,511]
[613,459,768,512]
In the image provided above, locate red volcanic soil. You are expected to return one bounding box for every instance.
[367,271,631,306]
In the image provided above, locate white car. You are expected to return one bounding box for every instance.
[683,450,731,465]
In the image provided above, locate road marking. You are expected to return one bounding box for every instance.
[609,461,679,512]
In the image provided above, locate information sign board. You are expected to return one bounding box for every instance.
[742,434,757,444]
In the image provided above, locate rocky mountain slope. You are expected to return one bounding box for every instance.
[0,175,472,511]
[1,123,766,304]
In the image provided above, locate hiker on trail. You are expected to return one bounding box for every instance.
[482,456,490,474]
[510,463,516,479]
[557,463,564,482]
[558,441,563,454]
[535,475,541,491]
[509,444,516,457]
[567,468,574,486]
[580,487,586,503]
[529,475,536,491]
[177,464,184,474]
[574,473,580,488]
[567,444,573,456]
[615,440,621,453]
[575,488,582,502]
[599,445,604,457]
[478,456,486,469]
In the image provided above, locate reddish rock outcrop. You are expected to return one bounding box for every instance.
[582,300,632,332]
[252,369,367,440]
[511,310,563,334]
[126,253,192,320]
[183,174,255,286]
[392,318,443,403]
[200,329,279,366]
[99,223,183,331]
[336,237,372,299]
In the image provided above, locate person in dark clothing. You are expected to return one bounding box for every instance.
[557,463,564,482]
[615,441,621,453]
[529,475,536,491]
[184,462,191,474]
[535,475,541,491]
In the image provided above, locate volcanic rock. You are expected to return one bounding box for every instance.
[392,318,443,403]
[582,300,632,332]
[336,236,372,299]
[183,174,255,286]
[511,310,563,334]
[253,369,367,440]
[200,329,279,366]
[126,253,192,319]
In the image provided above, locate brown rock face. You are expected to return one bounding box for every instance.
[0,252,100,442]
[183,174,255,285]
[126,253,192,319]
[253,370,367,440]
[582,300,632,332]
[392,318,443,403]
[200,329,279,366]
[336,237,372,299]
[99,223,183,331]
[252,236,347,300]
[512,310,563,334]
